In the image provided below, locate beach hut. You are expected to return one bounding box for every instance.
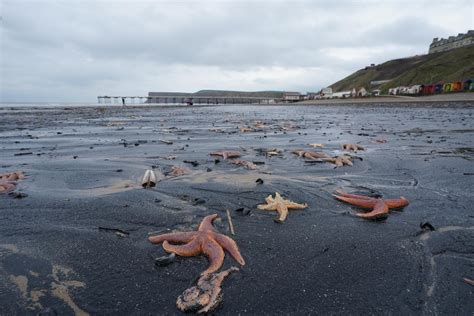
[434,84,443,93]
[452,81,462,91]
[423,84,435,94]
[462,79,472,91]
[388,88,398,95]
[443,83,452,93]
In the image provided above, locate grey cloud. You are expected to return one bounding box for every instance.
[1,0,472,102]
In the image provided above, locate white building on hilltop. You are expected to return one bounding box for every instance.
[429,30,474,54]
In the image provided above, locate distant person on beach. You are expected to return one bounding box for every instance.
[122,97,125,106]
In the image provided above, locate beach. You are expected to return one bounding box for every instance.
[1,102,473,315]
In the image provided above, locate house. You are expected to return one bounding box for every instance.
[320,87,333,99]
[357,87,367,97]
[306,92,319,100]
[283,92,301,102]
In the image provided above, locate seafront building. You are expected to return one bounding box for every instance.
[429,30,474,54]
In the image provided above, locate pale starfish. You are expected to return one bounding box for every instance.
[0,182,16,193]
[209,151,241,160]
[322,155,354,167]
[169,166,188,177]
[308,143,324,148]
[292,150,330,160]
[176,267,239,314]
[0,171,25,181]
[333,190,409,220]
[257,192,308,223]
[148,214,245,275]
[230,160,258,170]
[341,143,365,152]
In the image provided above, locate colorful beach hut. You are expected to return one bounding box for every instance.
[434,84,443,93]
[443,83,452,93]
[463,79,472,91]
[452,81,462,92]
[421,84,435,94]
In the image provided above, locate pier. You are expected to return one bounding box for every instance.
[97,95,283,105]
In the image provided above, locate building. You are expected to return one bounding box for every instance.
[429,30,474,54]
[283,92,302,102]
[320,87,333,99]
[332,91,352,98]
[356,87,367,97]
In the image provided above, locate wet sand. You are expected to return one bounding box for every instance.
[0,103,473,315]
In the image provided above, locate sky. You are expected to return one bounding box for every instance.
[1,0,473,102]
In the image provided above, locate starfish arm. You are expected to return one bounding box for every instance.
[334,190,376,201]
[286,201,308,209]
[385,197,409,209]
[265,195,275,204]
[356,200,389,219]
[209,152,221,157]
[334,158,343,167]
[222,152,229,159]
[198,214,219,232]
[257,204,276,211]
[212,234,246,266]
[163,238,202,256]
[148,232,196,244]
[276,202,289,222]
[201,238,225,275]
[333,195,378,209]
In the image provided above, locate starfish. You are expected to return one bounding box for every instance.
[308,143,324,148]
[0,171,25,194]
[333,190,409,220]
[148,214,245,275]
[168,166,188,177]
[230,160,258,170]
[0,171,25,181]
[176,267,239,314]
[209,151,241,160]
[293,150,330,160]
[322,155,354,167]
[257,192,308,223]
[341,143,365,152]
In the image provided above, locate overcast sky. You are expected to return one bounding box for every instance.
[1,0,473,102]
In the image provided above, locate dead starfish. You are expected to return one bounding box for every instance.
[176,267,239,314]
[322,155,354,167]
[210,151,241,160]
[341,143,365,152]
[169,166,188,177]
[0,171,25,194]
[148,214,245,275]
[230,160,258,170]
[0,171,25,181]
[293,150,330,160]
[257,192,308,223]
[333,190,409,220]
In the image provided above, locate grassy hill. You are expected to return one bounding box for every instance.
[330,45,474,93]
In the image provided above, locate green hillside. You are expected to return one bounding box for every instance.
[330,45,474,93]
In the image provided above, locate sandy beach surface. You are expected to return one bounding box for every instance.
[1,103,473,315]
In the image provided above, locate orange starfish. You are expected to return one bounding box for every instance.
[148,214,245,274]
[341,144,365,152]
[292,150,330,160]
[333,190,409,220]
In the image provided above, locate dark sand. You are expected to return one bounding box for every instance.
[0,103,473,315]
